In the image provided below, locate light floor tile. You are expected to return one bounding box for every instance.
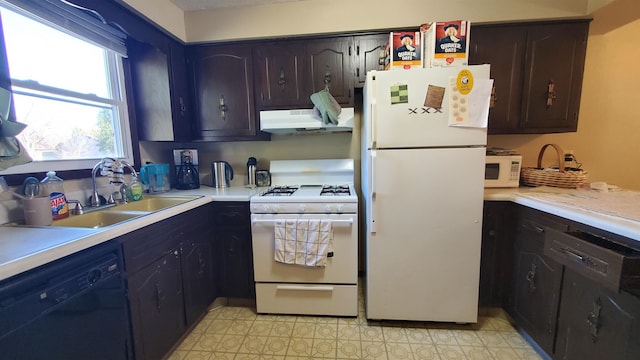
[168,281,540,360]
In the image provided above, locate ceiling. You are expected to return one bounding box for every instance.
[169,0,309,11]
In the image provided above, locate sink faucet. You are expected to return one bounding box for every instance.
[118,160,138,204]
[91,157,115,207]
[91,158,138,207]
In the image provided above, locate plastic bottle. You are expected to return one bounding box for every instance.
[40,171,69,220]
[129,175,143,201]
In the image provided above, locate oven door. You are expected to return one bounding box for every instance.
[251,213,358,284]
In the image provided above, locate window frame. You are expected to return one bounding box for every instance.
[0,0,139,185]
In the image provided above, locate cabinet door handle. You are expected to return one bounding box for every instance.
[546,80,557,108]
[324,72,331,90]
[155,283,165,310]
[277,67,286,85]
[586,298,602,340]
[219,95,228,120]
[525,263,537,292]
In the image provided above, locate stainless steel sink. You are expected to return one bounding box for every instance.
[49,196,202,228]
[114,196,201,212]
[50,210,148,229]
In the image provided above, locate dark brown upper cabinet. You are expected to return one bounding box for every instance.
[470,20,590,134]
[353,34,389,87]
[188,44,267,141]
[307,37,354,105]
[254,41,308,109]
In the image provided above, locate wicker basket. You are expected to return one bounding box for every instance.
[520,144,588,188]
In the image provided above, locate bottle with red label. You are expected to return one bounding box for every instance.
[40,171,69,220]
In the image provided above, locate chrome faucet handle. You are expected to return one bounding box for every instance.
[67,200,84,215]
[106,193,116,205]
[119,184,129,204]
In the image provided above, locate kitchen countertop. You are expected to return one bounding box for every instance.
[485,187,640,242]
[3,184,639,282]
[0,185,264,281]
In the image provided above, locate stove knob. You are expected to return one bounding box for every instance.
[336,204,344,213]
[260,205,269,213]
[270,204,280,213]
[298,204,306,212]
[324,204,333,213]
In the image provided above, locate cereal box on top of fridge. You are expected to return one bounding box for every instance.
[422,20,470,67]
[385,31,422,69]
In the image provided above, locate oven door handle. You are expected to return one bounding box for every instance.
[276,285,334,292]
[252,219,353,225]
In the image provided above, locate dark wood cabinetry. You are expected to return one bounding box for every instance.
[509,208,565,356]
[254,41,308,108]
[353,34,388,87]
[128,247,185,360]
[128,38,192,142]
[555,268,640,359]
[254,36,360,110]
[307,37,354,105]
[480,202,515,307]
[470,20,589,134]
[120,204,216,360]
[212,202,255,299]
[489,204,640,360]
[188,44,267,141]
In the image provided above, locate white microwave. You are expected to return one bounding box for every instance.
[484,155,522,188]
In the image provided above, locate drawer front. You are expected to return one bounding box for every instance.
[255,283,357,316]
[544,228,640,291]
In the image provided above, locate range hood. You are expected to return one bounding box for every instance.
[260,108,354,134]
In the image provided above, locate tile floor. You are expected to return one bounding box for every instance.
[168,285,543,360]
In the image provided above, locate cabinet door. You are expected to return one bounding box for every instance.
[189,44,258,140]
[556,269,640,360]
[181,236,215,326]
[520,22,588,132]
[480,202,515,307]
[254,41,308,108]
[509,212,565,355]
[469,25,527,134]
[354,34,388,87]
[213,202,255,299]
[307,38,353,105]
[128,249,185,360]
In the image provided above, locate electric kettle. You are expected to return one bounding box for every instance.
[212,161,234,188]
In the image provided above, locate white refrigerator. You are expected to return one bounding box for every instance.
[362,65,491,323]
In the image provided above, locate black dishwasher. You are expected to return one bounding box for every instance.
[0,241,131,359]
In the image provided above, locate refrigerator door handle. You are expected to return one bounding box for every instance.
[370,101,377,148]
[369,151,377,233]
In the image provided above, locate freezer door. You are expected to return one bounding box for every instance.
[364,147,485,322]
[364,65,490,149]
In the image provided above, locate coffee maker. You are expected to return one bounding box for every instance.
[173,149,200,190]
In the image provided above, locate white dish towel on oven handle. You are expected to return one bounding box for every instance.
[274,219,333,267]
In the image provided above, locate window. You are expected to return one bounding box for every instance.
[0,1,132,175]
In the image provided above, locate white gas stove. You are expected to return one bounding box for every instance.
[249,159,359,316]
[250,159,358,214]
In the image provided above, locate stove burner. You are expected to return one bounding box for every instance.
[260,185,299,196]
[320,184,351,196]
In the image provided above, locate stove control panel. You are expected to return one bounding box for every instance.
[250,203,357,214]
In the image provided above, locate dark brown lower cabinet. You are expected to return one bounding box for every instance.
[555,268,640,359]
[212,202,255,299]
[508,206,567,356]
[181,225,216,326]
[128,248,185,360]
[121,203,217,360]
[480,201,515,307]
